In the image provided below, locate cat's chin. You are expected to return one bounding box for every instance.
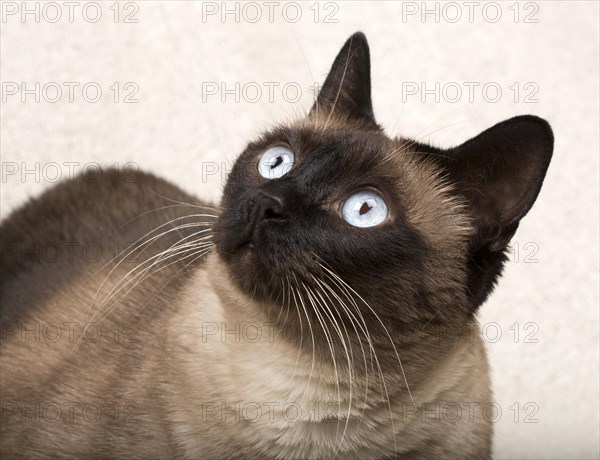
[217,243,286,303]
[231,242,260,270]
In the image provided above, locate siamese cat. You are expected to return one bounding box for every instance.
[0,32,553,459]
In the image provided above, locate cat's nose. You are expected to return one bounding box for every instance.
[249,192,287,223]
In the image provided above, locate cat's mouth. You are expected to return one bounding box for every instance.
[232,233,255,252]
[231,220,278,254]
[215,209,286,267]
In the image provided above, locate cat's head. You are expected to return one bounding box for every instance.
[213,32,553,349]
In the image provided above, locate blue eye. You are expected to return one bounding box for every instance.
[258,146,294,179]
[341,191,388,228]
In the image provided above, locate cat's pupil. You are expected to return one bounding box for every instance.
[271,156,283,169]
[359,202,372,215]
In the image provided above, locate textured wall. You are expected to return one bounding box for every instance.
[1,1,598,458]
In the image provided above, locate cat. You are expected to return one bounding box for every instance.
[0,32,553,459]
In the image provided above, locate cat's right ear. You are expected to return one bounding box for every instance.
[309,32,376,125]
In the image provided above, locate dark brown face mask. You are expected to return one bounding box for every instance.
[214,32,553,348]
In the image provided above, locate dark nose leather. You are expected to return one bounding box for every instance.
[248,192,287,225]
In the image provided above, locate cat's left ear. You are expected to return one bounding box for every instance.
[442,115,554,251]
[437,115,554,307]
[309,32,376,125]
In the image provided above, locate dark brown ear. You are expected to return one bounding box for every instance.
[439,115,554,307]
[309,32,376,125]
[444,115,554,249]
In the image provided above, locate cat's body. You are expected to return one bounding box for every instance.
[1,33,552,459]
[1,168,491,460]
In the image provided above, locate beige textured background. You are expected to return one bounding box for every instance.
[1,1,598,458]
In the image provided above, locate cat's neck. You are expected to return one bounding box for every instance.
[162,255,488,458]
[170,253,480,411]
